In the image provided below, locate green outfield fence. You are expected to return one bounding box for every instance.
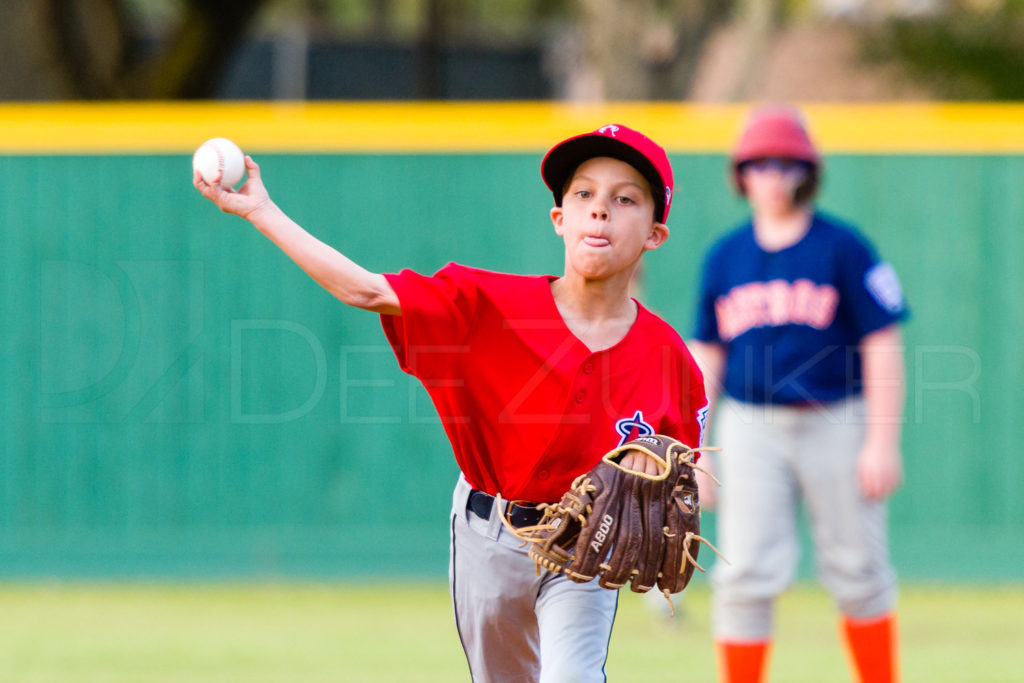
[1,103,1021,580]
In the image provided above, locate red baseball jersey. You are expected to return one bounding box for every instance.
[381,263,708,503]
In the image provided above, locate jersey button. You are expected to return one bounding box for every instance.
[536,470,550,480]
[583,361,594,374]
[575,390,586,403]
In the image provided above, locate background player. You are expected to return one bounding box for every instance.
[194,124,707,682]
[690,106,907,683]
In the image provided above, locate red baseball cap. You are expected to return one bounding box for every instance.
[732,106,821,168]
[542,124,674,224]
[731,106,821,196]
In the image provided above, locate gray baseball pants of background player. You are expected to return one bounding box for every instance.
[709,396,898,640]
[449,474,618,683]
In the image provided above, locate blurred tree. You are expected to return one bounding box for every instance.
[654,0,735,97]
[38,0,271,98]
[726,0,780,100]
[865,2,1024,99]
[417,0,447,98]
[16,0,1018,102]
[554,0,731,100]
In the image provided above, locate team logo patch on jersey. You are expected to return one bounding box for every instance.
[864,262,905,314]
[615,410,654,446]
[696,404,709,446]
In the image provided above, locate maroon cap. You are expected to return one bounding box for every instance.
[542,124,674,224]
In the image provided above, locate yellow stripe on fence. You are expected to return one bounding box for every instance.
[2,102,1023,154]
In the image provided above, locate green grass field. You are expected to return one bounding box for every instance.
[0,581,1020,682]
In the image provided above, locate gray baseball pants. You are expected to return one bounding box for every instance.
[449,474,618,683]
[710,396,898,641]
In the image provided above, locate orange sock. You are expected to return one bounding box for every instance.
[841,613,898,683]
[716,640,770,683]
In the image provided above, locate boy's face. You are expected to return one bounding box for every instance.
[740,157,810,212]
[550,156,668,281]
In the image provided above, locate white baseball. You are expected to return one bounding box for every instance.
[193,137,246,188]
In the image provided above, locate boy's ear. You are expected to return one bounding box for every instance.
[550,206,565,235]
[644,222,669,251]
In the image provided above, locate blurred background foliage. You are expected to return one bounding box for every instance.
[866,0,1024,99]
[2,0,1023,102]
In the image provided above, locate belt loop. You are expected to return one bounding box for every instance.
[455,474,474,523]
[486,493,504,540]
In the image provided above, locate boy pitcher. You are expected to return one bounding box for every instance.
[195,124,708,682]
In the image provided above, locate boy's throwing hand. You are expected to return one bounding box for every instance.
[194,156,271,220]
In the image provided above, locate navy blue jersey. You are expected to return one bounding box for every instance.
[694,212,908,405]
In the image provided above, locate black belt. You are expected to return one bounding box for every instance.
[467,489,545,528]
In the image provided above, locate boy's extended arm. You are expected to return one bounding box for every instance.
[194,156,400,316]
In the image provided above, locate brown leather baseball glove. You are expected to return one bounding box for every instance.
[502,434,722,606]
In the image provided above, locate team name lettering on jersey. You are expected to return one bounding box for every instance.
[715,279,839,341]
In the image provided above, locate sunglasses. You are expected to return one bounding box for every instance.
[741,157,812,175]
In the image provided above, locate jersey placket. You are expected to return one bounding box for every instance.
[518,353,604,501]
